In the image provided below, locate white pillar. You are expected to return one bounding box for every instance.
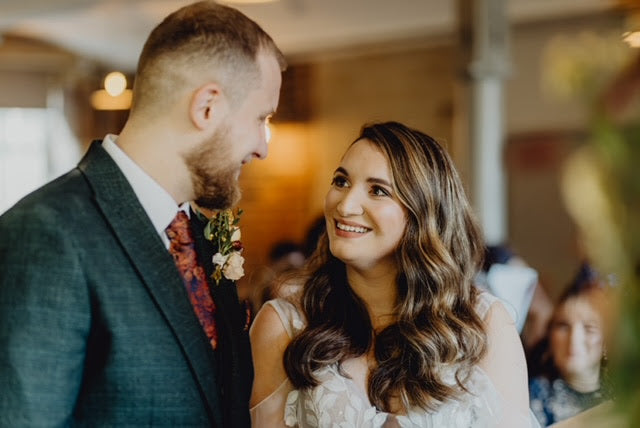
[472,77,505,244]
[460,0,510,245]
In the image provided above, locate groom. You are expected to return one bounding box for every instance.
[0,1,285,426]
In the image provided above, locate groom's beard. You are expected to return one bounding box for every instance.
[186,126,241,211]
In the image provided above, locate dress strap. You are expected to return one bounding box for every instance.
[475,291,517,323]
[262,298,306,339]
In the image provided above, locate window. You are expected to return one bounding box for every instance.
[0,108,81,214]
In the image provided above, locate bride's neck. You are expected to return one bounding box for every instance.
[346,266,397,330]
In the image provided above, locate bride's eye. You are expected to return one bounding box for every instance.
[331,175,349,188]
[371,185,391,197]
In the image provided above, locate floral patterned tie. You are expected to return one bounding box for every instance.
[166,211,218,350]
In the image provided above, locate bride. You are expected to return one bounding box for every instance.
[249,121,541,427]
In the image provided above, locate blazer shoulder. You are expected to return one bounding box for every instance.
[2,169,87,220]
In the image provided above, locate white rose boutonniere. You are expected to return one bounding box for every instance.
[223,252,245,281]
[202,208,245,285]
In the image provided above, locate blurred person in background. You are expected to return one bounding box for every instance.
[528,262,613,427]
[248,240,306,316]
[301,215,326,259]
[247,218,326,323]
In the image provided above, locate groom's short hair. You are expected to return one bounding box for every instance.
[131,1,285,116]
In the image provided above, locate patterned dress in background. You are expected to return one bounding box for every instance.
[529,377,606,427]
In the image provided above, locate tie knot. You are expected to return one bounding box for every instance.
[166,211,193,245]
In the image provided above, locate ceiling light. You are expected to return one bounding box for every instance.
[104,71,127,97]
[91,71,132,110]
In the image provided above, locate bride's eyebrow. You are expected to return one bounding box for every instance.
[333,167,349,176]
[367,177,392,187]
[334,167,391,187]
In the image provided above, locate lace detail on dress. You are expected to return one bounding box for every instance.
[284,365,389,427]
[283,362,501,428]
[393,367,501,428]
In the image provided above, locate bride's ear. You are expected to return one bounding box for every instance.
[189,82,224,130]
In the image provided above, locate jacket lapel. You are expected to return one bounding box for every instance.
[77,141,223,427]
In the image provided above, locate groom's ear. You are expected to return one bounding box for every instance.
[189,82,225,130]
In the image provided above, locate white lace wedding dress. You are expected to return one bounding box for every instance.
[250,293,541,428]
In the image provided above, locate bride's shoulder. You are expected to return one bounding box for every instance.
[269,271,307,300]
[258,280,307,338]
[474,291,517,326]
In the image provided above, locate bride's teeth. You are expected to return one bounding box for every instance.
[337,222,368,233]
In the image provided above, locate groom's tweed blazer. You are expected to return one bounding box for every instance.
[0,141,253,427]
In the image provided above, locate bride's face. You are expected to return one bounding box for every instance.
[323,139,407,272]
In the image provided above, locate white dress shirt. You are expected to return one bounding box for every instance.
[102,134,188,249]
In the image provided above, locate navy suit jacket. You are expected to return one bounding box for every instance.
[0,141,253,427]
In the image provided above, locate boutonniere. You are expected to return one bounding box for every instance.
[202,208,245,285]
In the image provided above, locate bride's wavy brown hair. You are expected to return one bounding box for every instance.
[283,121,487,412]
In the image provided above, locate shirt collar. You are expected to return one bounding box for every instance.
[101,134,187,239]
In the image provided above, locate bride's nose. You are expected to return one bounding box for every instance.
[336,189,364,217]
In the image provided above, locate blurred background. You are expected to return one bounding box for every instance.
[0,0,632,292]
[0,0,621,294]
[1,0,639,424]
